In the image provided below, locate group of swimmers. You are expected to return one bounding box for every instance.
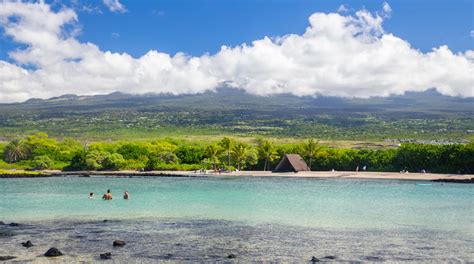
[88,190,129,200]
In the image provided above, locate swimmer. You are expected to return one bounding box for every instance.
[123,191,129,200]
[102,189,112,200]
[88,192,94,199]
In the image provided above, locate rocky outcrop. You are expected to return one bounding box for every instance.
[44,247,63,257]
[9,222,20,227]
[227,254,237,259]
[113,240,126,247]
[311,256,320,263]
[100,252,112,259]
[0,256,16,261]
[21,240,34,248]
[432,178,474,184]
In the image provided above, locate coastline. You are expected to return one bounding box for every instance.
[1,170,473,182]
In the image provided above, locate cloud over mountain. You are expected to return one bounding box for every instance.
[0,1,472,103]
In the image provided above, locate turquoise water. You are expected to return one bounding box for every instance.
[1,176,472,233]
[0,176,473,262]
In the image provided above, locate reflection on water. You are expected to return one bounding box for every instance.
[0,218,473,262]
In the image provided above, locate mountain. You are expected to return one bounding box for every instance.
[0,88,473,140]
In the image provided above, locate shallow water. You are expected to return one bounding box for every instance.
[0,176,473,262]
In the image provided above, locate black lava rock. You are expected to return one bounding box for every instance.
[44,247,63,257]
[113,240,126,247]
[227,254,237,259]
[21,240,34,248]
[103,220,108,223]
[0,221,5,225]
[9,222,20,227]
[323,255,337,260]
[100,252,112,259]
[311,256,320,263]
[0,256,16,261]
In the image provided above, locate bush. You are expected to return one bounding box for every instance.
[31,155,54,170]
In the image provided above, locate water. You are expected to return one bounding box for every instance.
[0,176,473,262]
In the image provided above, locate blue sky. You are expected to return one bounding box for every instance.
[0,0,472,102]
[1,0,473,60]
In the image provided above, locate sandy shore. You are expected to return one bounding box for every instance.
[27,170,472,181]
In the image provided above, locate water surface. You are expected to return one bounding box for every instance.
[0,176,472,262]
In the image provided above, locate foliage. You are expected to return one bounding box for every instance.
[3,139,28,163]
[1,133,473,174]
[31,155,54,170]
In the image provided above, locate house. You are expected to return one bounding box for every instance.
[273,154,310,172]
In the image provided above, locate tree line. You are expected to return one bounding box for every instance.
[1,133,473,174]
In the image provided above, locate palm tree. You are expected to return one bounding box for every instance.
[4,139,28,163]
[231,142,251,171]
[219,137,235,167]
[257,139,278,171]
[303,139,321,170]
[205,144,221,171]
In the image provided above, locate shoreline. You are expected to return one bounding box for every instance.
[0,170,473,182]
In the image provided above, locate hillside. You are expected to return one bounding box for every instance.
[0,88,473,141]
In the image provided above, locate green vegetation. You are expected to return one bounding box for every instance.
[0,89,472,141]
[1,133,473,174]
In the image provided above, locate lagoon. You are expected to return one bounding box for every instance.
[0,176,473,262]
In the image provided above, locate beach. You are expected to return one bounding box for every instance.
[2,170,473,182]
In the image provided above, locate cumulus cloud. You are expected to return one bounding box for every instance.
[337,4,348,13]
[103,0,126,13]
[0,1,472,103]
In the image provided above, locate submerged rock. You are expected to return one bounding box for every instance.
[311,256,320,262]
[227,254,237,259]
[44,247,63,257]
[0,256,16,261]
[323,255,337,259]
[113,240,126,247]
[365,256,385,261]
[9,222,20,227]
[103,219,108,223]
[21,240,34,248]
[100,252,112,259]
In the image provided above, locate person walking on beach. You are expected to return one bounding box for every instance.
[102,189,113,200]
[123,190,129,200]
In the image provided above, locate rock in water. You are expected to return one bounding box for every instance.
[113,240,126,247]
[227,254,237,259]
[0,256,16,261]
[311,256,320,263]
[0,221,5,225]
[100,252,112,259]
[44,248,63,257]
[323,255,337,260]
[21,240,34,248]
[9,222,20,227]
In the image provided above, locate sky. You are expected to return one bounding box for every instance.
[0,0,472,103]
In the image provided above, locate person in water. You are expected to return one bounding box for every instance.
[88,192,94,199]
[123,191,129,200]
[102,189,112,200]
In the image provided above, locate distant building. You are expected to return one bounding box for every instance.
[273,154,310,173]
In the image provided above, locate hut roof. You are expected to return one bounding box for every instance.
[273,154,310,172]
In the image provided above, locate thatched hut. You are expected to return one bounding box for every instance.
[273,154,310,172]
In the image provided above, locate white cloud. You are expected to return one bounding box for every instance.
[470,30,474,38]
[103,0,126,13]
[0,1,472,103]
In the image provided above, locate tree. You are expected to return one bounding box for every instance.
[205,144,221,170]
[257,139,278,171]
[231,142,257,171]
[31,155,54,170]
[3,139,28,163]
[102,153,126,170]
[303,139,321,170]
[219,137,235,167]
